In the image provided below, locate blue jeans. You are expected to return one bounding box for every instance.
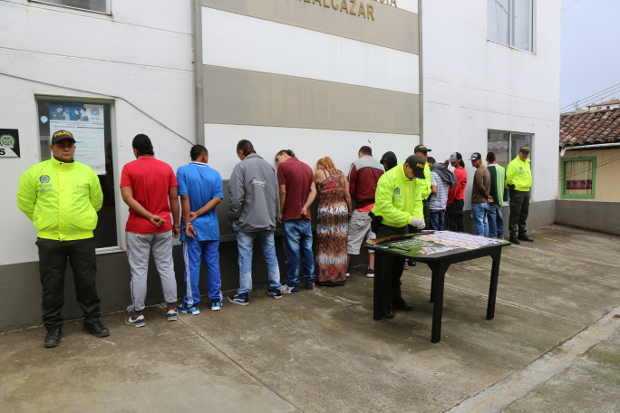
[429,210,446,231]
[487,204,504,239]
[236,230,281,295]
[182,239,221,306]
[472,203,490,237]
[283,220,315,287]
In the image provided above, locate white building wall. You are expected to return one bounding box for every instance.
[199,4,421,178]
[0,0,196,265]
[421,0,561,205]
[0,0,562,266]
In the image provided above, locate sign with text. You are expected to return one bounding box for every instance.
[298,0,399,22]
[0,129,20,158]
[48,103,106,175]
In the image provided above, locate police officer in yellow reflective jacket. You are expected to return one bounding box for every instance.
[17,130,109,348]
[506,146,534,244]
[371,155,428,319]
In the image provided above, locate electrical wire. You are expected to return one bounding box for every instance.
[562,82,620,112]
[0,71,195,147]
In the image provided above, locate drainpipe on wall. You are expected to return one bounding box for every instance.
[418,0,424,146]
[193,0,205,146]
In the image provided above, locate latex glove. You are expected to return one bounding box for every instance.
[409,217,425,230]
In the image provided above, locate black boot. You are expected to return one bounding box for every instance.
[509,226,520,244]
[85,320,110,338]
[393,297,414,312]
[518,233,534,242]
[44,327,63,349]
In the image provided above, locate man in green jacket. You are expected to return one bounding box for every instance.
[506,146,534,244]
[372,155,428,319]
[486,152,507,239]
[17,130,109,348]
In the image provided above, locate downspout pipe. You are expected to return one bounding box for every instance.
[561,142,620,156]
[417,0,424,145]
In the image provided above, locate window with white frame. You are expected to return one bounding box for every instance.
[487,0,534,52]
[29,0,110,14]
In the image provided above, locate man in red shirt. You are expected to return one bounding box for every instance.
[120,134,180,327]
[275,149,316,293]
[347,146,384,278]
[446,152,468,232]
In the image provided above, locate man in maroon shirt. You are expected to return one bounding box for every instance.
[347,146,384,278]
[120,134,180,328]
[275,149,316,293]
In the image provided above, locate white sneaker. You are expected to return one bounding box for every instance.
[280,284,300,294]
[346,273,351,278]
[366,269,375,278]
[127,314,145,328]
[166,309,178,322]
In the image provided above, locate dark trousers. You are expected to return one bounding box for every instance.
[36,238,102,330]
[374,224,408,316]
[423,200,431,230]
[447,200,465,232]
[509,190,531,236]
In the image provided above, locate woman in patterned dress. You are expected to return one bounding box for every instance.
[314,157,351,286]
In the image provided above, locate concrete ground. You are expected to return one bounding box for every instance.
[0,225,618,413]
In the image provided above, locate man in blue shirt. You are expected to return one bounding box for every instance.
[177,145,224,313]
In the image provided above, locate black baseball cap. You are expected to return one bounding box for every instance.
[470,152,482,161]
[414,144,431,154]
[449,152,462,162]
[51,130,76,145]
[520,145,531,153]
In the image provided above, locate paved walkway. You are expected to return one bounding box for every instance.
[0,226,618,412]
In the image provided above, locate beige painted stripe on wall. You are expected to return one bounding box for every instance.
[203,65,420,135]
[199,0,419,55]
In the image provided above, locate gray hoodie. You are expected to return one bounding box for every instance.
[228,153,279,232]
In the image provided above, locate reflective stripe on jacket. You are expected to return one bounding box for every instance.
[372,163,426,228]
[17,159,103,241]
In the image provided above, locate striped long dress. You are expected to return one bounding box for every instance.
[316,171,349,285]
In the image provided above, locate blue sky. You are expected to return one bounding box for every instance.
[561,0,620,108]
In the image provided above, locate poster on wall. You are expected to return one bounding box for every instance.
[0,129,20,158]
[48,103,106,175]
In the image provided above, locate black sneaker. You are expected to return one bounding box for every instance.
[227,293,250,306]
[518,234,534,242]
[509,236,521,245]
[266,288,283,299]
[85,320,110,338]
[304,280,316,290]
[44,327,62,349]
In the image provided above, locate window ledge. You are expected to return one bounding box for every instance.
[28,0,112,17]
[486,40,536,56]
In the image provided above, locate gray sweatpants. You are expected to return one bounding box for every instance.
[127,231,178,313]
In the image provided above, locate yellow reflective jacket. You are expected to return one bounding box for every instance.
[423,162,432,200]
[506,157,532,192]
[17,159,103,241]
[372,163,426,228]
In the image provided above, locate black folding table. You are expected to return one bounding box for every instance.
[367,231,511,343]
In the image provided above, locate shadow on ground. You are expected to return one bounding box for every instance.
[0,226,619,413]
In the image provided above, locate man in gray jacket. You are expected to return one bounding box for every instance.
[228,140,283,305]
